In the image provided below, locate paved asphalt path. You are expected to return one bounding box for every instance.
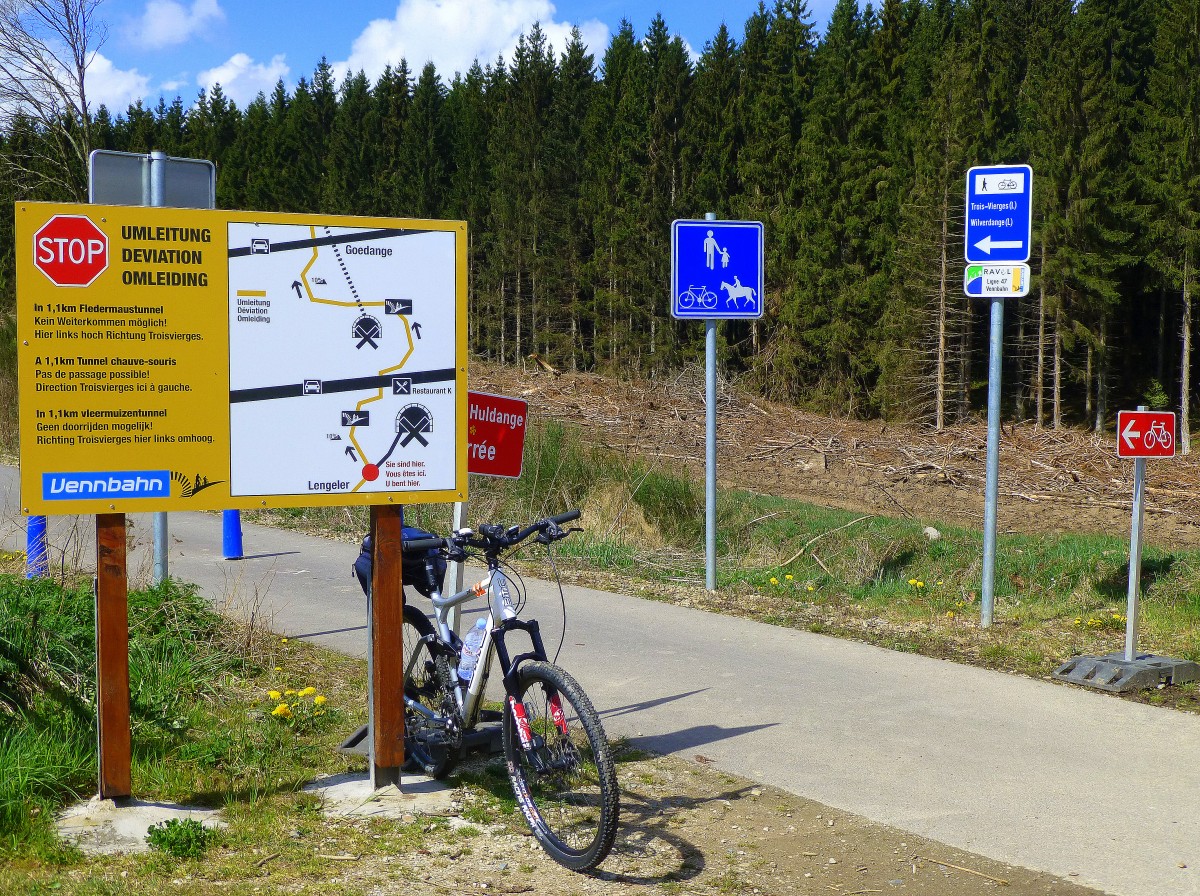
[3,466,1199,896]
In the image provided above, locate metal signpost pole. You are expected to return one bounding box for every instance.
[980,296,1004,627]
[705,317,717,591]
[671,214,763,594]
[1125,406,1149,662]
[704,213,717,591]
[149,151,170,586]
[25,514,47,577]
[964,164,1033,628]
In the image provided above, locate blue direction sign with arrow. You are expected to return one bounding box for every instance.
[671,219,764,320]
[964,164,1033,263]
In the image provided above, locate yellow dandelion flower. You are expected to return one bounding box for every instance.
[908,579,917,586]
[770,577,779,585]
[785,574,793,581]
[280,638,289,644]
[916,581,925,588]
[299,687,317,698]
[314,695,327,706]
[274,666,283,672]
[806,585,814,592]
[271,703,292,718]
[946,610,955,618]
[268,690,282,701]
[1074,618,1082,625]
[284,688,297,696]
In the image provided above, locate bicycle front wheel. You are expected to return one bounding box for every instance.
[503,661,619,871]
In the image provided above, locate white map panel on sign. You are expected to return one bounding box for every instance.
[227,222,458,498]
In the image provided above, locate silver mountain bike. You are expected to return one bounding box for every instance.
[398,510,619,872]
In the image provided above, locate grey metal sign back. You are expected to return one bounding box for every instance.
[89,150,216,209]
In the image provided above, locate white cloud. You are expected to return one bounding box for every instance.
[125,0,225,50]
[85,52,152,111]
[333,0,608,84]
[198,53,289,106]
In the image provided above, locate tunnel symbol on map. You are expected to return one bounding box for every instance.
[352,314,382,349]
[397,404,433,447]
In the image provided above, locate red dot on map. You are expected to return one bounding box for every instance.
[363,464,379,481]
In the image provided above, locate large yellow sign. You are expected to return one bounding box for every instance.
[16,203,468,514]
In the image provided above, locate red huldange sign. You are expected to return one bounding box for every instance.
[1117,410,1176,459]
[468,391,527,478]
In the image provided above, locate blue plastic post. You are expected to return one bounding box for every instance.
[26,515,48,578]
[222,510,243,560]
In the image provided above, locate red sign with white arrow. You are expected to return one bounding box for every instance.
[1117,410,1176,458]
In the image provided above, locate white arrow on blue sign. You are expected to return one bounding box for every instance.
[964,164,1033,264]
[671,219,764,320]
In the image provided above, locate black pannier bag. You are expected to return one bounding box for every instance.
[353,526,447,597]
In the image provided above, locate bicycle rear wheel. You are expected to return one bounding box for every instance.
[503,661,619,871]
[402,604,459,778]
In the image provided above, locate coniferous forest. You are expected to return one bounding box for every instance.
[3,0,1200,435]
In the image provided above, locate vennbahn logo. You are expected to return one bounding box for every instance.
[43,470,170,500]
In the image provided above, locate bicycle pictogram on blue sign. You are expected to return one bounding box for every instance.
[671,220,764,320]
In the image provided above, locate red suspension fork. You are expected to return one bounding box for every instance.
[548,693,569,735]
[508,696,534,750]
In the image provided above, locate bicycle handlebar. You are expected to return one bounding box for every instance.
[400,510,582,557]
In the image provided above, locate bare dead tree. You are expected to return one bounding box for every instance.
[0,0,106,198]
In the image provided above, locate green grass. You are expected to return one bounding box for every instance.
[0,574,368,864]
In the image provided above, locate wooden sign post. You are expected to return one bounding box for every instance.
[95,514,131,800]
[368,504,405,787]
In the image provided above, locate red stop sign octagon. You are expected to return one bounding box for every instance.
[33,214,109,287]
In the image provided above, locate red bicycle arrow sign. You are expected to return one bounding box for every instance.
[1117,410,1176,458]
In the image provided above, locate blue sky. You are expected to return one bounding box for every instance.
[87,0,844,111]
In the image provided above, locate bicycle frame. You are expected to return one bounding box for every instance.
[409,555,554,729]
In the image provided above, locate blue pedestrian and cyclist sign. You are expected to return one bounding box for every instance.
[964,164,1033,264]
[671,219,764,320]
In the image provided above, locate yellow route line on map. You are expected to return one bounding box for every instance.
[348,317,417,489]
[296,226,413,491]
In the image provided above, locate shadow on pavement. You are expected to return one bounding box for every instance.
[632,723,778,756]
[599,689,709,720]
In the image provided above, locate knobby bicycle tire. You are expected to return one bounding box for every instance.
[502,661,619,871]
[402,604,459,778]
